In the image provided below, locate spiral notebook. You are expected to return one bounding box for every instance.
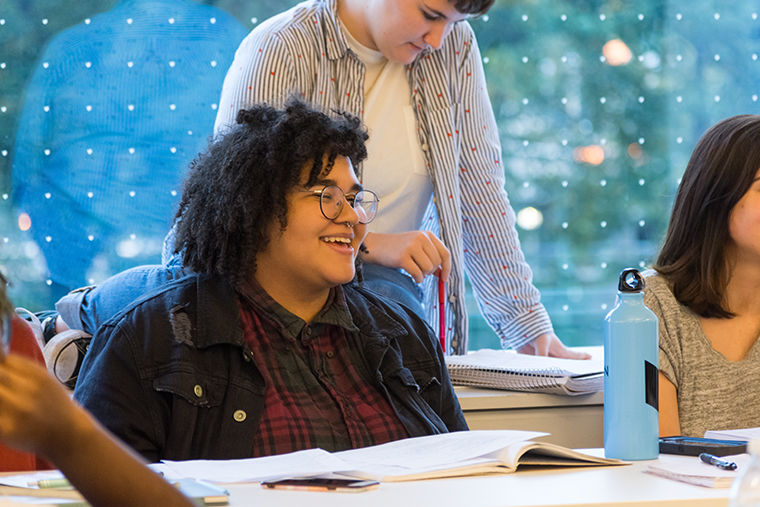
[445,349,604,395]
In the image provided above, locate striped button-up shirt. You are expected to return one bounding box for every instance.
[214,0,554,353]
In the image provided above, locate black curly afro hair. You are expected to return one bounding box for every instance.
[173,98,368,287]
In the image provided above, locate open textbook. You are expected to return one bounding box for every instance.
[155,430,625,484]
[445,349,604,395]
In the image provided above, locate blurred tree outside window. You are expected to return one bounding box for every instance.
[1,0,758,349]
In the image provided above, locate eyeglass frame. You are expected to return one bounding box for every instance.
[302,185,380,224]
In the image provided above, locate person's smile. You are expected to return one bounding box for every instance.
[320,232,356,255]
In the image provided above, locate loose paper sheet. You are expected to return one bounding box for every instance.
[156,448,349,484]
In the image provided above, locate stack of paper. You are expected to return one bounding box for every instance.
[646,453,749,488]
[445,349,604,395]
[705,427,760,442]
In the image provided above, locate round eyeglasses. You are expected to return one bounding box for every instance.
[307,185,379,224]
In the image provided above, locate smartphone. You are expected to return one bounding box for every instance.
[261,478,380,493]
[659,436,748,457]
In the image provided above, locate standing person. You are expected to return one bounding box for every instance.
[213,0,587,358]
[644,115,760,437]
[0,279,192,507]
[73,100,466,461]
[12,0,247,296]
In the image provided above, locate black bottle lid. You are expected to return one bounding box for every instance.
[618,268,645,292]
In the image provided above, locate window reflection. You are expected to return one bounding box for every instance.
[9,0,247,299]
[1,1,758,348]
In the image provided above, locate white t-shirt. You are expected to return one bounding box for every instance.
[341,23,432,234]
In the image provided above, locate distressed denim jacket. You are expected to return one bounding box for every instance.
[73,273,468,462]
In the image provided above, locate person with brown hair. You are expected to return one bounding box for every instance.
[644,115,760,437]
[211,0,587,358]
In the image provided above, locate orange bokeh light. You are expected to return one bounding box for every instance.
[18,213,32,231]
[573,145,605,165]
[603,39,633,66]
[627,143,643,159]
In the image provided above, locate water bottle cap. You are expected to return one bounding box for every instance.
[618,268,645,293]
[748,439,760,455]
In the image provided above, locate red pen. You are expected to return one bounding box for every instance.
[438,274,445,353]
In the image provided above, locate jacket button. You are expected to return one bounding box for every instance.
[326,351,335,358]
[233,410,247,422]
[193,385,203,398]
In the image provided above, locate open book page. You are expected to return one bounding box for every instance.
[645,453,749,488]
[705,427,760,442]
[333,430,624,482]
[332,430,545,481]
[501,440,623,468]
[151,430,624,484]
[445,349,604,395]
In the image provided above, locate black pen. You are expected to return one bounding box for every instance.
[699,452,738,471]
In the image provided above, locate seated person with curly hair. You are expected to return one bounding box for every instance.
[73,99,467,462]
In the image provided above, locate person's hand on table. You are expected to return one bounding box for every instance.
[362,231,451,283]
[517,333,592,359]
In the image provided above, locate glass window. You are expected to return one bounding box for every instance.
[2,1,758,349]
[465,2,759,349]
[1,0,282,306]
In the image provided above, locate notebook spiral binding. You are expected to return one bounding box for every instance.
[447,366,568,391]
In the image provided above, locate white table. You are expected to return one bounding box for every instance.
[222,460,729,507]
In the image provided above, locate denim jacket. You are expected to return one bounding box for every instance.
[73,273,467,462]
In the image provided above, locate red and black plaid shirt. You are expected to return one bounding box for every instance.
[237,282,408,457]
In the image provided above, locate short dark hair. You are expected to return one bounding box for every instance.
[174,99,368,287]
[655,114,760,318]
[452,0,495,16]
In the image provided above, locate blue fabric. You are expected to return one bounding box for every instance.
[360,264,425,321]
[58,260,426,337]
[12,0,247,289]
[55,261,186,335]
[73,274,467,461]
